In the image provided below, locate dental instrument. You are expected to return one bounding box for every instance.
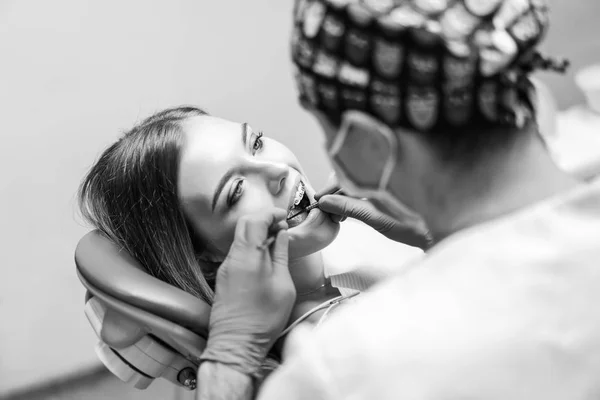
[257,185,343,250]
[286,186,343,221]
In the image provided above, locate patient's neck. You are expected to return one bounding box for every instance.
[288,252,341,323]
[288,252,328,294]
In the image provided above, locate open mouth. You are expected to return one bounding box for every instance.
[287,181,311,228]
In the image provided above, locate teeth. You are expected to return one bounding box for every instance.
[293,181,306,207]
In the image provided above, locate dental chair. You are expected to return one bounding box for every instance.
[75,230,211,391]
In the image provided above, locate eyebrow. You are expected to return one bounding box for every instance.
[211,123,249,212]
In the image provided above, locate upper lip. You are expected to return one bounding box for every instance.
[287,175,303,213]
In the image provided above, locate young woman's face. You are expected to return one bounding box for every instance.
[178,115,339,260]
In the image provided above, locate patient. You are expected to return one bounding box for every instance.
[78,106,420,334]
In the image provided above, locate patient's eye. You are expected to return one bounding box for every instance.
[252,132,264,154]
[228,180,244,207]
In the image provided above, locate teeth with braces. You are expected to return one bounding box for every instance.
[293,182,306,207]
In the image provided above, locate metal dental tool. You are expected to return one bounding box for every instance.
[286,186,343,221]
[257,185,343,250]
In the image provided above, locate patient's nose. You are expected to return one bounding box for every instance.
[262,162,288,196]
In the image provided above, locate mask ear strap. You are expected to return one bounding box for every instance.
[375,121,398,192]
[328,111,352,159]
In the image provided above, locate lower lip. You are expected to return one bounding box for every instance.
[288,205,319,230]
[288,209,309,229]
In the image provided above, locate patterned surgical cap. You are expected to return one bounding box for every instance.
[291,0,564,132]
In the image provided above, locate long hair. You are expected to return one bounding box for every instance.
[78,106,216,304]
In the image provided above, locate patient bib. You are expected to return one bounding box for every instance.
[321,219,424,296]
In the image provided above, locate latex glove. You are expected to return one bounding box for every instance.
[199,209,296,378]
[316,184,433,250]
[318,172,348,224]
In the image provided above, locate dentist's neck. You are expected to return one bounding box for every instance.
[417,130,580,242]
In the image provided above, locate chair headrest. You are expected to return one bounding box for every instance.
[75,230,210,337]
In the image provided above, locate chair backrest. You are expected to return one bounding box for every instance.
[75,230,211,336]
[74,230,212,391]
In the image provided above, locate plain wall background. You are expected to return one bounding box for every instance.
[0,0,599,397]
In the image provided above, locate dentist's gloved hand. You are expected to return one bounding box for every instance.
[316,184,433,251]
[200,209,296,378]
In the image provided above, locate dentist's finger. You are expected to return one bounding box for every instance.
[330,214,348,224]
[318,195,382,226]
[270,230,291,274]
[234,209,288,247]
[315,183,344,201]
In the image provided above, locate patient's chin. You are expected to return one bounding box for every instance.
[288,209,340,260]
